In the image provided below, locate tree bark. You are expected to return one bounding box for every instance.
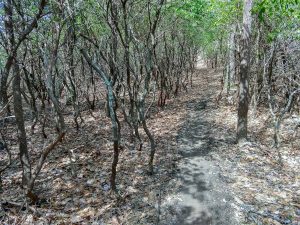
[224,26,235,94]
[81,49,120,192]
[237,0,253,143]
[13,61,32,191]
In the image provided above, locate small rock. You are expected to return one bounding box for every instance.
[87,179,95,185]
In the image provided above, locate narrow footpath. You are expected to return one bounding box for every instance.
[166,65,239,225]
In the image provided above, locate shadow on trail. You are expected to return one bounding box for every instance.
[172,98,237,225]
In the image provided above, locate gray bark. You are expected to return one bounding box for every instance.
[237,0,253,143]
[81,49,120,191]
[224,26,236,94]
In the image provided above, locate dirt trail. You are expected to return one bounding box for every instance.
[163,65,239,225]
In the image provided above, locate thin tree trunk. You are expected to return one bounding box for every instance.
[13,62,32,193]
[237,0,253,144]
[81,49,120,192]
[224,26,235,94]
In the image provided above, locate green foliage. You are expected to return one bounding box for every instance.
[170,0,207,21]
[253,0,300,40]
[167,0,242,57]
[73,0,109,38]
[255,0,300,20]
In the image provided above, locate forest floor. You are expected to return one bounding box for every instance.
[1,65,300,225]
